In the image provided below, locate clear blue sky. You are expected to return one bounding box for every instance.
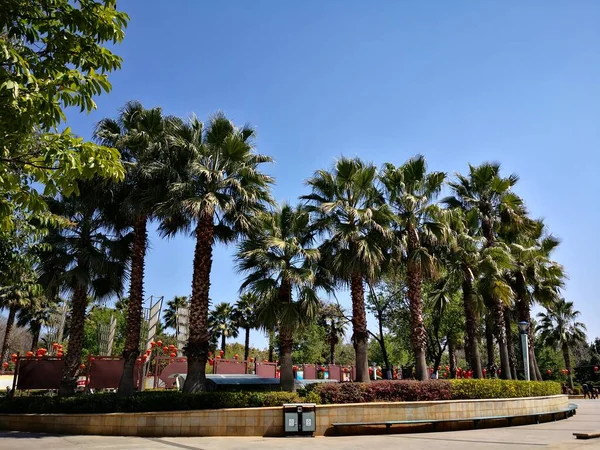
[65,1,599,349]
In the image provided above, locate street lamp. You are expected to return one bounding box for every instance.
[518,321,530,381]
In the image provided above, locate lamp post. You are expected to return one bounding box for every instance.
[518,321,530,381]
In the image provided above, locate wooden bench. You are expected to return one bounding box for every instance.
[332,403,578,434]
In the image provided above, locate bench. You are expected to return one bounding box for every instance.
[332,403,578,434]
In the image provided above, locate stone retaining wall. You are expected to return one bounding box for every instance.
[0,395,570,437]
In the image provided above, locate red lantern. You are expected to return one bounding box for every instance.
[216,355,221,359]
[163,346,169,353]
[445,365,449,371]
[498,369,502,375]
[156,340,162,347]
[170,352,176,357]
[547,369,552,375]
[595,366,599,372]
[57,352,63,357]
[26,351,33,357]
[2,362,8,369]
[90,357,95,361]
[220,350,224,356]
[263,359,268,363]
[234,354,239,360]
[150,341,156,348]
[249,357,254,362]
[52,343,59,350]
[437,366,441,371]
[79,364,86,370]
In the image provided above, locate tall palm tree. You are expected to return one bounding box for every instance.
[439,208,484,378]
[163,295,189,340]
[38,187,131,396]
[94,101,174,395]
[380,156,445,380]
[236,204,325,391]
[209,302,239,352]
[536,299,586,389]
[233,293,259,361]
[16,297,60,351]
[444,163,529,379]
[303,157,393,382]
[505,220,565,381]
[157,113,273,393]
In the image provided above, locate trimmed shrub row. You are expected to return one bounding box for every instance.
[0,391,300,414]
[0,380,561,414]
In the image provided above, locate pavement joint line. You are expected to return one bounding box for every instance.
[390,435,547,446]
[145,437,205,450]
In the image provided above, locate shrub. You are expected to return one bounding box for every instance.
[449,379,562,399]
[0,390,300,414]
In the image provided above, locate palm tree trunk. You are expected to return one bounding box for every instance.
[493,299,512,379]
[220,334,226,353]
[278,280,295,392]
[0,305,17,363]
[562,344,574,389]
[30,326,41,352]
[59,285,87,396]
[504,308,518,379]
[462,269,482,378]
[268,328,275,362]
[350,272,369,382]
[485,313,495,374]
[449,337,457,378]
[182,215,214,393]
[118,215,147,396]
[244,326,250,361]
[407,228,427,381]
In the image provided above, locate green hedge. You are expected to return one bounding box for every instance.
[0,380,562,414]
[0,391,300,414]
[449,379,561,399]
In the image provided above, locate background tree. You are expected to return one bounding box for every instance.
[158,113,273,393]
[233,293,259,361]
[537,298,587,389]
[303,157,392,382]
[37,186,131,396]
[237,204,325,391]
[209,302,239,351]
[380,156,445,380]
[16,297,60,351]
[163,295,189,340]
[0,0,128,229]
[318,303,348,365]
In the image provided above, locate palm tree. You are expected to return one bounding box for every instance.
[444,163,529,379]
[233,293,259,361]
[236,204,325,391]
[536,299,586,389]
[94,101,174,395]
[38,186,131,396]
[380,156,445,380]
[303,157,393,382]
[157,113,273,393]
[209,302,239,352]
[0,285,37,363]
[163,295,189,340]
[441,208,484,378]
[17,297,60,351]
[318,303,348,365]
[505,220,565,381]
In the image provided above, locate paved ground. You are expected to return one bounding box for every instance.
[1,400,599,450]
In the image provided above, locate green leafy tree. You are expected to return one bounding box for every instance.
[158,113,273,393]
[380,155,445,380]
[0,0,129,229]
[536,299,587,389]
[303,157,393,382]
[237,204,325,391]
[37,186,131,396]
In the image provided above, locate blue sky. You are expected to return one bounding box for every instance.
[64,1,599,349]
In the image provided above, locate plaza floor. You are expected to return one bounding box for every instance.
[1,399,599,450]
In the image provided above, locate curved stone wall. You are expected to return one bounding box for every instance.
[0,395,570,437]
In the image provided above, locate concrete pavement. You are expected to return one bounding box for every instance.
[1,400,598,450]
